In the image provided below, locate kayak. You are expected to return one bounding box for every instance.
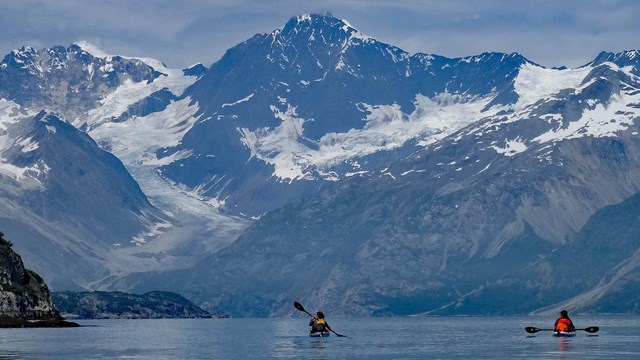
[309,331,330,338]
[553,331,576,337]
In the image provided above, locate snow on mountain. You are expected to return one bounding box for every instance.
[74,41,199,130]
[424,59,640,163]
[0,100,44,187]
[513,63,591,107]
[59,46,251,277]
[241,93,503,182]
[542,64,640,137]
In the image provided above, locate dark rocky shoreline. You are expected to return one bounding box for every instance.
[0,315,80,328]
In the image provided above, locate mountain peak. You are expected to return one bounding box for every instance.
[2,46,38,69]
[12,46,37,57]
[588,50,640,69]
[462,51,532,66]
[280,12,370,43]
[34,110,69,126]
[289,12,337,26]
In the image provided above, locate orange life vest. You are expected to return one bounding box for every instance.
[556,318,572,331]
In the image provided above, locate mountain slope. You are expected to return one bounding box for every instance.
[172,135,640,316]
[0,105,167,289]
[531,190,640,315]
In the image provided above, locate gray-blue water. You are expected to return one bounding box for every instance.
[0,316,638,359]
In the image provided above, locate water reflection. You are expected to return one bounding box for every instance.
[310,339,328,348]
[557,337,570,352]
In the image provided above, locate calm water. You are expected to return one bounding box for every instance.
[0,316,638,359]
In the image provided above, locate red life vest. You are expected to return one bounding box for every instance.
[556,318,572,331]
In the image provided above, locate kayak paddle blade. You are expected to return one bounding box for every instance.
[582,326,599,333]
[525,327,541,333]
[294,301,313,316]
[294,301,305,312]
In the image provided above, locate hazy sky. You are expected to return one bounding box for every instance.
[1,0,639,69]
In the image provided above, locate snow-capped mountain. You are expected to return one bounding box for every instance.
[0,104,168,289]
[0,43,163,126]
[157,13,531,216]
[1,13,639,316]
[162,47,640,316]
[0,43,248,290]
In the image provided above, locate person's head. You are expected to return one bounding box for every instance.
[560,310,568,317]
[316,311,324,319]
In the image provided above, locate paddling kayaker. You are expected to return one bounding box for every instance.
[309,311,332,334]
[554,310,576,332]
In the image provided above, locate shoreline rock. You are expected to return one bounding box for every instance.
[0,315,80,328]
[1,231,73,327]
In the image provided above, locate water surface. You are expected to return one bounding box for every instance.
[0,315,637,359]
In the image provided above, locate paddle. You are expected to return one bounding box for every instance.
[525,326,599,333]
[293,301,346,337]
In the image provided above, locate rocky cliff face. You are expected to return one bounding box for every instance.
[0,231,61,320]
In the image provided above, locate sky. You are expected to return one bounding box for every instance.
[1,0,640,69]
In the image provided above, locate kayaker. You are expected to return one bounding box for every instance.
[554,310,576,332]
[309,311,332,334]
